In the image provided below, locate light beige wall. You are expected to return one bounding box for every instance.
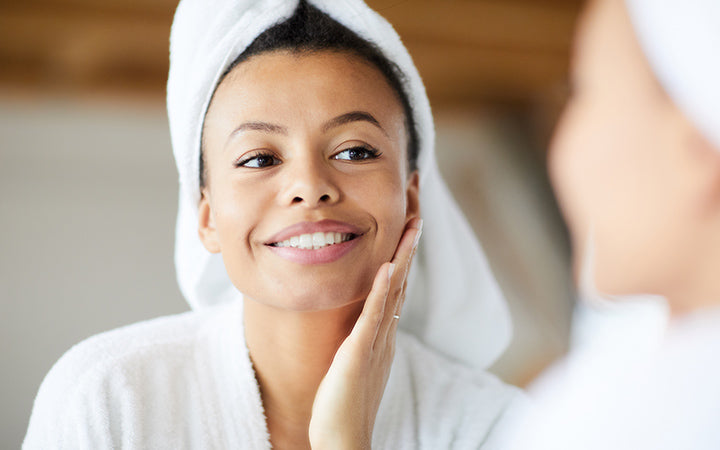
[434,111,573,384]
[1,97,187,448]
[0,97,572,448]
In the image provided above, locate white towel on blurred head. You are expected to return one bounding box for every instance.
[626,0,720,149]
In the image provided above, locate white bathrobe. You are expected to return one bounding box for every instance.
[24,300,521,449]
[503,303,720,450]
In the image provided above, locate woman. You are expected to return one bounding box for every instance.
[24,0,520,448]
[505,0,720,448]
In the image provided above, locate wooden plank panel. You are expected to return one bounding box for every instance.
[409,43,569,106]
[366,0,578,51]
[0,1,578,106]
[2,0,177,18]
[0,8,170,90]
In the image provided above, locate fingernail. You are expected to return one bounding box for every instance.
[387,263,396,282]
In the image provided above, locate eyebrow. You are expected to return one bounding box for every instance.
[322,111,387,136]
[230,121,289,136]
[227,110,386,141]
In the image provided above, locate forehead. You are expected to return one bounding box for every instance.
[207,50,405,128]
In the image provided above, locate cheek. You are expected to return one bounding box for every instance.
[549,101,600,245]
[549,100,637,284]
[551,99,688,294]
[349,170,406,245]
[210,180,270,274]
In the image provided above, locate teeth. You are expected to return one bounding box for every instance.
[312,232,324,249]
[299,234,313,249]
[274,232,353,249]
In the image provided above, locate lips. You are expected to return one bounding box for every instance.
[264,219,365,265]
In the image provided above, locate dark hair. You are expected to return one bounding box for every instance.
[200,0,419,188]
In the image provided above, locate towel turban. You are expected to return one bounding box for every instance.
[626,0,720,150]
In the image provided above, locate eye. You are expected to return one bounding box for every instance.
[333,146,381,161]
[235,152,281,168]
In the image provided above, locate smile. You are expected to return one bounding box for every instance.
[264,219,365,265]
[271,232,356,249]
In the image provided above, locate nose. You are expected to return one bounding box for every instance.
[279,155,341,208]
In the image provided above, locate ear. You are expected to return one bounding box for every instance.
[198,190,221,254]
[404,170,420,224]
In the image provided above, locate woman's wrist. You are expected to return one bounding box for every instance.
[310,437,370,450]
[309,426,371,450]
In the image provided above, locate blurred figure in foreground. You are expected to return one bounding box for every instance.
[504,0,720,448]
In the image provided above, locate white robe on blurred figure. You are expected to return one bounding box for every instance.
[506,298,720,450]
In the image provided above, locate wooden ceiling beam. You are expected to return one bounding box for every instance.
[0,7,170,91]
[367,0,578,52]
[0,1,579,107]
[2,0,177,19]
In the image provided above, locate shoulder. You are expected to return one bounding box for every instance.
[24,308,216,449]
[43,308,206,387]
[378,331,525,448]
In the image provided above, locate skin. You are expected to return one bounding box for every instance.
[550,0,720,315]
[199,50,421,449]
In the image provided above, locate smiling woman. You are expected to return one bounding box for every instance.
[23,1,522,449]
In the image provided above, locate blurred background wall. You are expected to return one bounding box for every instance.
[1,0,581,447]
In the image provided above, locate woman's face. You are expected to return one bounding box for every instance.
[199,50,419,311]
[549,0,715,298]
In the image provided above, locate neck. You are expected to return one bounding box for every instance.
[243,298,363,448]
[665,230,720,318]
[665,274,720,319]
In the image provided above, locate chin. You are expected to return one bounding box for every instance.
[300,280,372,311]
[582,249,660,299]
[285,296,365,312]
[241,273,375,312]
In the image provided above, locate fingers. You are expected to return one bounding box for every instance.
[391,217,423,267]
[387,276,410,338]
[375,218,423,348]
[347,261,395,351]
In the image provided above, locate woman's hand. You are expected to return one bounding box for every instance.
[308,218,423,450]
